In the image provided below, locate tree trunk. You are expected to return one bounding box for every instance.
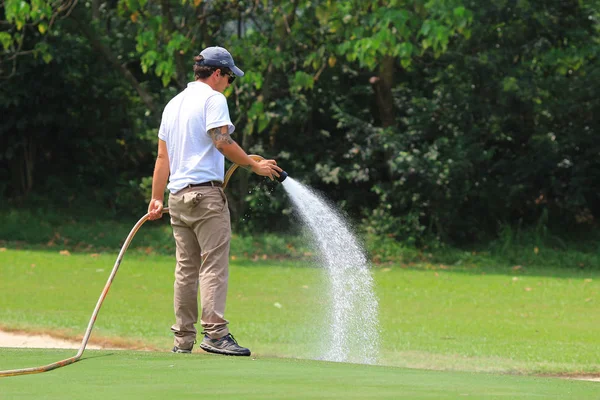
[372,55,395,128]
[261,1,298,106]
[371,55,396,179]
[8,136,35,198]
[91,0,101,20]
[70,11,159,115]
[23,135,34,195]
[161,0,187,90]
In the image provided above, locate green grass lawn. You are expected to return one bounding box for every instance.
[1,249,598,375]
[0,248,599,398]
[0,349,598,399]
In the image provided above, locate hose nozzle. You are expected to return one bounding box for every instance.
[277,170,288,183]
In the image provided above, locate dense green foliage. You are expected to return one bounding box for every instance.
[1,0,599,244]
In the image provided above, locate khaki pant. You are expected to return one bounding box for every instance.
[167,185,231,349]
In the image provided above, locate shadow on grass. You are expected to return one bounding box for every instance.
[372,262,600,281]
[3,242,599,280]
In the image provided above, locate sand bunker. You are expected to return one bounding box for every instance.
[0,330,102,349]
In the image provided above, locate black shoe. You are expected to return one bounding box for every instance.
[199,334,251,356]
[171,345,193,354]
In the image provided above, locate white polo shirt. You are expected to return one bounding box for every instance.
[158,81,234,193]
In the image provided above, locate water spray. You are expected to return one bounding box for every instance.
[0,155,285,378]
[281,179,379,364]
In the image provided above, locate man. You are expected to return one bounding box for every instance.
[147,46,282,356]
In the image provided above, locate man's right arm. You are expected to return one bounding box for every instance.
[208,126,282,179]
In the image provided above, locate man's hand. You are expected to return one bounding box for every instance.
[148,198,164,220]
[252,159,283,180]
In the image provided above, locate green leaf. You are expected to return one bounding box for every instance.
[453,6,466,18]
[141,50,158,73]
[32,41,52,63]
[18,1,31,19]
[4,0,17,21]
[247,101,265,121]
[42,52,53,63]
[0,32,12,51]
[419,21,432,37]
[243,71,264,90]
[257,114,269,133]
[502,77,519,92]
[292,71,315,91]
[30,0,41,15]
[398,42,413,58]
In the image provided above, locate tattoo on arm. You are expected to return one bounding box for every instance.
[208,127,234,153]
[207,127,251,170]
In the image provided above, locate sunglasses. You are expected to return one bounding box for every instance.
[222,69,236,84]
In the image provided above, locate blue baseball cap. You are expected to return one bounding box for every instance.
[198,46,244,77]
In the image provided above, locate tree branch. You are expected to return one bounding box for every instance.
[71,12,158,114]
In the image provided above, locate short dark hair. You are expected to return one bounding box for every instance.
[193,55,232,80]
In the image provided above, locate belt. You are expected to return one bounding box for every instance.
[185,181,223,189]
